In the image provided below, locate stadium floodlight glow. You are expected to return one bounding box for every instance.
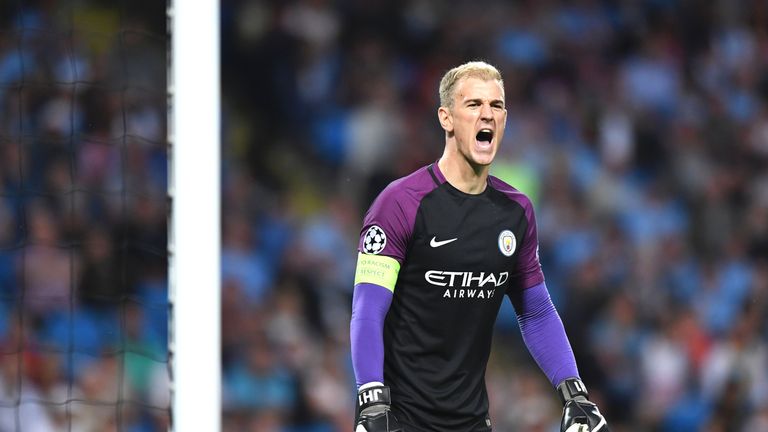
[169,0,221,431]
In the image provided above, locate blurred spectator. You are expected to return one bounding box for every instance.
[222,338,297,412]
[222,210,274,305]
[21,204,76,318]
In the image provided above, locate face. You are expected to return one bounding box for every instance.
[439,76,507,168]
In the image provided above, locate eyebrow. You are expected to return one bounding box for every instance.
[463,98,505,106]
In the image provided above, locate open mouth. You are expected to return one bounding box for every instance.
[476,129,493,144]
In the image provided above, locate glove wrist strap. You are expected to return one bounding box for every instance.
[557,377,589,405]
[357,384,391,414]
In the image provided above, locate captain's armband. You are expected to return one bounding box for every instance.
[354,253,400,292]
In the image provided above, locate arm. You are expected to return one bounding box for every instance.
[351,180,421,431]
[509,283,610,432]
[501,194,609,431]
[350,282,392,386]
[508,281,578,387]
[350,253,403,432]
[351,185,410,385]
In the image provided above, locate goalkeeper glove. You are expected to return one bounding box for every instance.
[355,382,403,432]
[558,378,609,432]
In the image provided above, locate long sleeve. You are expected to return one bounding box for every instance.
[509,282,579,387]
[350,282,393,386]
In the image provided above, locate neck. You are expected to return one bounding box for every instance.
[438,148,490,195]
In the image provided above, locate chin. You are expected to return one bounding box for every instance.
[470,150,496,167]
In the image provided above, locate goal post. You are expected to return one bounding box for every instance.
[168,1,221,431]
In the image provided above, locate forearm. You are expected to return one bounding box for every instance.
[511,282,579,387]
[350,282,393,386]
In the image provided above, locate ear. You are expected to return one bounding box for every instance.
[438,106,453,133]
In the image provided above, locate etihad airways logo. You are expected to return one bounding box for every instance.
[425,271,508,299]
[424,271,509,287]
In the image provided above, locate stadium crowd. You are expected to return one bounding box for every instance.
[221,0,768,431]
[0,1,169,431]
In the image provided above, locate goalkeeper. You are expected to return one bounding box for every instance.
[350,61,609,432]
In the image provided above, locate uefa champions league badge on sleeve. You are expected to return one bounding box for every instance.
[363,225,387,255]
[498,229,516,257]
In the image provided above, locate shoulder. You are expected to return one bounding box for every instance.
[360,165,437,260]
[363,164,438,237]
[487,175,534,213]
[370,165,438,210]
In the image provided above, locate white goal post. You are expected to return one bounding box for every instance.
[168,1,221,431]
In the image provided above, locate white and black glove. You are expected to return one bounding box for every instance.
[558,378,609,432]
[355,382,403,432]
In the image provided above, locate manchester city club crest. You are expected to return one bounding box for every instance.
[498,229,516,257]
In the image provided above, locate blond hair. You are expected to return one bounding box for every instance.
[439,61,504,109]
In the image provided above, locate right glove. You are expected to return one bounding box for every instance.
[558,378,610,432]
[355,382,403,432]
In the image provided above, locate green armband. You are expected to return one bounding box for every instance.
[354,253,400,292]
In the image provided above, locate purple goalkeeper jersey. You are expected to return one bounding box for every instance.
[356,162,545,431]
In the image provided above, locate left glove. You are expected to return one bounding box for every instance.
[355,382,403,432]
[558,378,609,432]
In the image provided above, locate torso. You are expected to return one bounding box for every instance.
[358,163,543,431]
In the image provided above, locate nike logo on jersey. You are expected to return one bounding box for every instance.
[430,236,458,247]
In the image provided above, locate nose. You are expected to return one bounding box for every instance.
[480,103,493,121]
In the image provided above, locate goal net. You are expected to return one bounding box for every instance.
[0,1,171,430]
